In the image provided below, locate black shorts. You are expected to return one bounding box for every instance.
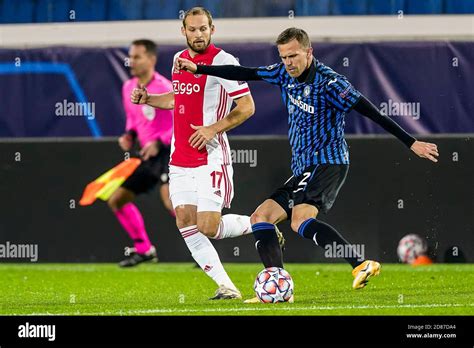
[121,146,170,195]
[270,164,349,217]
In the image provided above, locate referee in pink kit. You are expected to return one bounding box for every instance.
[108,39,174,267]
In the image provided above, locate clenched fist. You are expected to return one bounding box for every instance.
[175,58,198,73]
[130,84,148,104]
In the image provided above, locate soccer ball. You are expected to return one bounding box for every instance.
[397,234,428,264]
[254,267,294,303]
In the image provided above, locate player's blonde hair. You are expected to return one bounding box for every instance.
[182,7,213,28]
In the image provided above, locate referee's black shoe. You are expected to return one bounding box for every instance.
[119,246,158,267]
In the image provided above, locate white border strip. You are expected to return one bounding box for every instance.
[1,15,473,48]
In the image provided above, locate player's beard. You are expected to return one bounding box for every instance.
[186,35,211,54]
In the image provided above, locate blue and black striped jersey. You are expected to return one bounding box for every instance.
[256,59,361,176]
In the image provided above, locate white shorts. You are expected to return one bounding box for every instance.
[169,163,234,212]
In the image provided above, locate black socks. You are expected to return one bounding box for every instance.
[298,218,364,268]
[252,222,284,268]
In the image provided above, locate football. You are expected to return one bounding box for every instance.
[254,267,294,303]
[397,234,428,264]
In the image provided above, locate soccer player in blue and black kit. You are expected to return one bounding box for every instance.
[176,27,439,302]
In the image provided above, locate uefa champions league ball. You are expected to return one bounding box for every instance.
[254,267,294,303]
[397,234,428,264]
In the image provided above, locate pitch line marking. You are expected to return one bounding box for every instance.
[18,302,474,316]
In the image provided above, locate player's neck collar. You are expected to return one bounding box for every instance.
[188,44,216,58]
[296,57,317,84]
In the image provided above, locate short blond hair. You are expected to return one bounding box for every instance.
[182,7,213,28]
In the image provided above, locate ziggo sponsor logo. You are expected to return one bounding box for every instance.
[173,81,201,95]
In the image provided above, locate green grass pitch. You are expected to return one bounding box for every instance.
[0,263,472,316]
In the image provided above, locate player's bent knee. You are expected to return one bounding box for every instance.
[108,187,135,211]
[290,220,305,233]
[291,213,316,233]
[196,220,219,238]
[291,204,318,232]
[107,198,117,211]
[250,210,272,225]
[107,196,122,211]
[176,217,195,229]
[175,207,196,229]
[197,226,218,238]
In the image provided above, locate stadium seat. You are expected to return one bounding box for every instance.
[331,0,368,15]
[181,0,224,18]
[294,0,331,16]
[220,0,258,18]
[445,0,474,14]
[35,0,71,23]
[256,0,294,17]
[368,0,405,15]
[0,0,35,23]
[3,0,473,24]
[406,0,442,14]
[143,0,181,20]
[107,0,143,21]
[71,0,107,21]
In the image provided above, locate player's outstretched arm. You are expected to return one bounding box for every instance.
[353,96,439,163]
[189,94,255,150]
[130,84,174,110]
[176,57,262,81]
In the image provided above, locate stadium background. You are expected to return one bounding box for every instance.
[0,0,472,263]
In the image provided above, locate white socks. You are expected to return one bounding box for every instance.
[179,225,237,290]
[178,216,252,289]
[214,214,252,240]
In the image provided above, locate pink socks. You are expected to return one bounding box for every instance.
[114,203,152,254]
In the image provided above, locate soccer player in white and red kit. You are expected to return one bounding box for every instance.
[109,40,174,267]
[131,7,261,299]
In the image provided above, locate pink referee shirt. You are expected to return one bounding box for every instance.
[122,72,173,148]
